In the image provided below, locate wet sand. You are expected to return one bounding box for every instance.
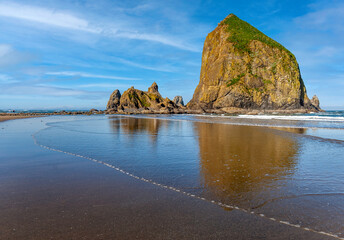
[0,118,335,239]
[0,115,38,122]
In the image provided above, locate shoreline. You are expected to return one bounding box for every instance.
[0,107,322,119]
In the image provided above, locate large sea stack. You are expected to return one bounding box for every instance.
[187,14,320,112]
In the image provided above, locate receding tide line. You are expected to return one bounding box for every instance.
[31,134,342,240]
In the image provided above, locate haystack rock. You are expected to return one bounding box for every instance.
[187,14,320,113]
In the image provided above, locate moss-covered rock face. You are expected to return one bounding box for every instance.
[188,14,318,111]
[119,85,162,110]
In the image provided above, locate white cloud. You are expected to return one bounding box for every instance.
[294,4,344,32]
[0,2,198,51]
[46,71,140,81]
[313,46,338,58]
[293,46,341,67]
[78,83,133,88]
[0,2,100,33]
[112,57,177,72]
[0,73,17,83]
[0,44,12,57]
[0,84,87,96]
[0,44,33,68]
[113,31,199,52]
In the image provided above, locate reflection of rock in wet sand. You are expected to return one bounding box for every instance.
[109,117,167,143]
[120,118,162,135]
[195,123,300,205]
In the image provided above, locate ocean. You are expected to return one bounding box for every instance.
[29,113,344,237]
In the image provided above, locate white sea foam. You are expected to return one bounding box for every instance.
[237,115,344,122]
[145,113,344,125]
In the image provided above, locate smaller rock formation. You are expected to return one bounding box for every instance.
[119,85,161,111]
[310,95,320,110]
[173,96,184,106]
[106,83,184,114]
[107,89,121,110]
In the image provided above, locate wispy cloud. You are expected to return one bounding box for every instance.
[112,57,177,72]
[294,4,344,32]
[287,2,344,66]
[46,71,141,81]
[113,31,199,52]
[0,44,33,68]
[0,2,198,52]
[0,73,18,84]
[0,44,11,57]
[78,83,134,88]
[0,84,87,96]
[0,2,99,33]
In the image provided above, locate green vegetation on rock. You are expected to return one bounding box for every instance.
[263,79,272,85]
[223,14,295,59]
[128,91,151,107]
[227,73,245,87]
[128,91,137,101]
[271,62,277,74]
[140,96,151,107]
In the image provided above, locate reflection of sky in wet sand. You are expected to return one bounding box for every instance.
[273,126,344,142]
[36,115,344,237]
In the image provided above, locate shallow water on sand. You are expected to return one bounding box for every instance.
[35,115,344,237]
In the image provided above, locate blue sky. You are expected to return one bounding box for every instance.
[0,0,343,110]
